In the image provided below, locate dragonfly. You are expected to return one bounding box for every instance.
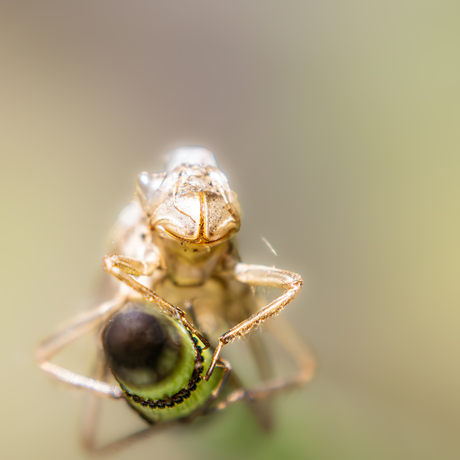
[36,146,316,451]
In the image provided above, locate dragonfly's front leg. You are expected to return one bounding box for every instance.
[203,263,303,381]
[103,254,211,349]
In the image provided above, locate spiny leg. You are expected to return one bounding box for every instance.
[203,363,273,430]
[36,296,125,398]
[204,263,303,380]
[245,316,316,398]
[103,254,211,349]
[213,316,316,410]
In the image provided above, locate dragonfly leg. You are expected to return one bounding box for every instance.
[103,254,211,349]
[36,296,126,398]
[214,317,316,410]
[203,263,303,380]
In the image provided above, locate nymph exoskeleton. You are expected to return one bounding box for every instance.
[37,146,316,450]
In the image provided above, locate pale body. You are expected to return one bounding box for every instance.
[37,147,316,451]
[110,197,256,345]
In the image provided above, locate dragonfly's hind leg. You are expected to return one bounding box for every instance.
[212,317,316,410]
[36,296,126,398]
[201,362,274,431]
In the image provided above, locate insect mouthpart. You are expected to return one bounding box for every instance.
[156,224,238,246]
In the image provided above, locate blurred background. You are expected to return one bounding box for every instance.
[1,1,459,459]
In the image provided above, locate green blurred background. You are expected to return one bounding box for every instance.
[1,1,459,459]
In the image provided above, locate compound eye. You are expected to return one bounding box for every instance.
[102,305,182,387]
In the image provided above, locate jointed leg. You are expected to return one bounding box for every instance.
[203,364,273,431]
[36,296,125,398]
[103,254,211,349]
[213,316,316,410]
[247,316,316,397]
[204,263,303,380]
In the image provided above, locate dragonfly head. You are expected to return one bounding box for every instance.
[136,147,241,285]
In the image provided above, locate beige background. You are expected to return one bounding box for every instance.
[1,1,459,459]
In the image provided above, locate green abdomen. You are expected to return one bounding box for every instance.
[102,301,222,424]
[121,347,221,423]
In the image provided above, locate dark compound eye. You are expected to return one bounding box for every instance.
[103,305,183,387]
